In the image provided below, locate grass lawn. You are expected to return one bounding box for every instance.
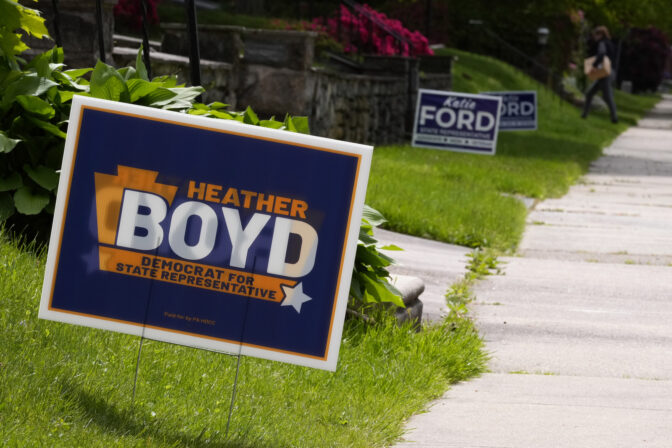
[2,47,656,447]
[366,48,660,251]
[0,230,486,447]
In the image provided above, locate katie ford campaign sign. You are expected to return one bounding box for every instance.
[483,90,538,131]
[39,96,372,371]
[412,89,502,155]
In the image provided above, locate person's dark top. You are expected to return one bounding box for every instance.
[589,37,615,68]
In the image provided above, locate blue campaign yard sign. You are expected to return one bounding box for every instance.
[483,90,538,131]
[39,96,372,371]
[412,89,502,155]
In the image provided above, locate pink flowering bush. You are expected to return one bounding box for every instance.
[114,0,160,30]
[315,4,433,57]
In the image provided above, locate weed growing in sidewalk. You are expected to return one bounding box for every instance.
[446,249,502,320]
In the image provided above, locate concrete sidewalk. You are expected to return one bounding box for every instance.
[376,228,470,321]
[394,95,672,447]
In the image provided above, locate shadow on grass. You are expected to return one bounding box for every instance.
[61,380,269,448]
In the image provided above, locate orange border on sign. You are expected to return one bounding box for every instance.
[47,104,362,361]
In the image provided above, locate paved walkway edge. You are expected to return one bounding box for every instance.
[393,95,672,448]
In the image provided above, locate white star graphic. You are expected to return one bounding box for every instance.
[280,282,312,314]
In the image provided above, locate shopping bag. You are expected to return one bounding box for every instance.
[584,56,611,81]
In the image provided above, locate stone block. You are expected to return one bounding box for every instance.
[242,28,316,71]
[113,34,161,52]
[161,24,316,71]
[237,65,314,117]
[363,55,416,75]
[420,73,452,92]
[396,298,423,328]
[420,55,453,74]
[29,0,115,68]
[390,274,425,306]
[161,23,243,64]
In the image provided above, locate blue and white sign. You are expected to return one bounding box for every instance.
[412,89,502,155]
[39,96,372,371]
[483,91,537,131]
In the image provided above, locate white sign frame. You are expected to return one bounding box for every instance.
[482,90,538,132]
[412,89,503,156]
[39,96,372,371]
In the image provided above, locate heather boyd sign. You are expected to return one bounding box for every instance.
[39,96,372,371]
[412,89,502,155]
[483,90,538,131]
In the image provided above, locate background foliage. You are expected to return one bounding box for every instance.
[114,0,161,30]
[0,0,48,68]
[377,0,669,84]
[154,1,671,93]
[619,27,671,92]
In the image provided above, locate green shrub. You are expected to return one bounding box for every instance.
[0,47,203,225]
[0,0,48,69]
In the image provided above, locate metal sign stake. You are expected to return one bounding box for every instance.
[131,336,145,405]
[130,244,160,407]
[225,352,242,438]
[224,255,256,438]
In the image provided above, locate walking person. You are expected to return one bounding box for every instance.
[582,26,618,123]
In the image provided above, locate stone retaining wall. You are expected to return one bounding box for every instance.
[160,24,317,71]
[420,73,453,92]
[310,69,408,144]
[113,25,452,145]
[235,65,410,145]
[30,0,115,68]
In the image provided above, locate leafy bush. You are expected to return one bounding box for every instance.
[0,47,204,228]
[0,0,48,69]
[114,0,160,31]
[351,205,403,309]
[620,27,671,93]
